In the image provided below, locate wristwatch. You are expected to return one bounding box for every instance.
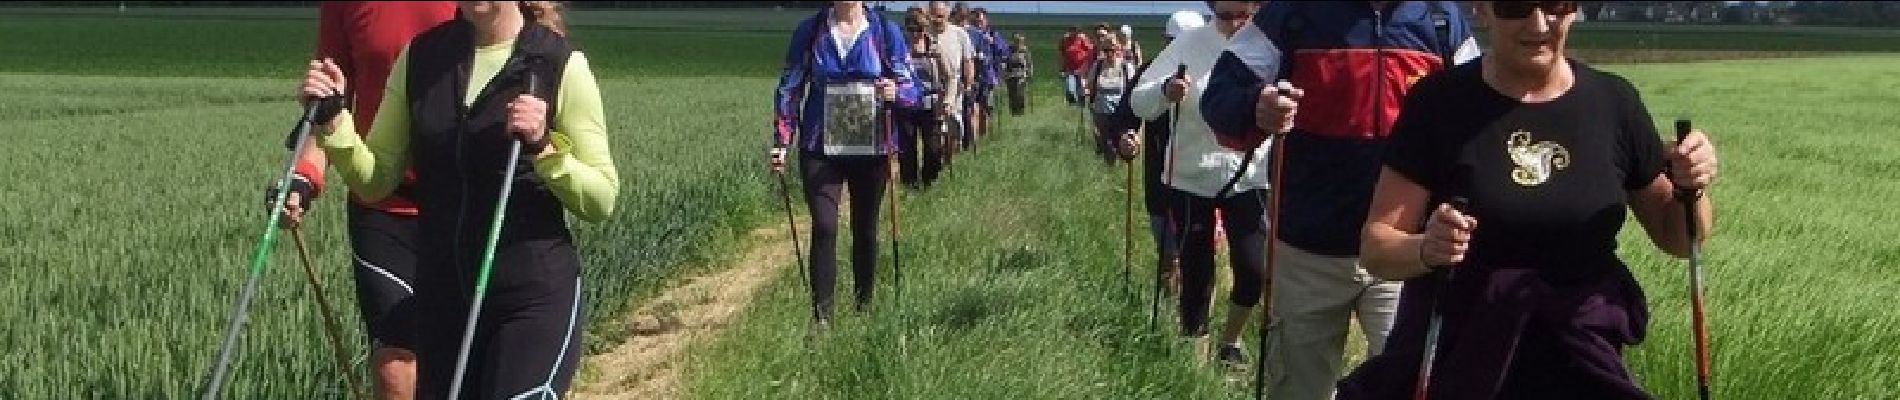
[1675,187,1705,202]
[525,130,553,155]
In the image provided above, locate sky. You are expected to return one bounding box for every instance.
[877,1,1212,15]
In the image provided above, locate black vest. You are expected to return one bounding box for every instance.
[404,19,575,273]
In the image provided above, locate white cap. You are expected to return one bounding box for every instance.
[1165,10,1206,39]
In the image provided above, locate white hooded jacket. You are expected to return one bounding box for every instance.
[1130,24,1271,198]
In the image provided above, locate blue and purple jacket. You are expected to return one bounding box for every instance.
[773,6,921,154]
[987,28,1011,88]
[965,25,996,92]
[1201,1,1476,257]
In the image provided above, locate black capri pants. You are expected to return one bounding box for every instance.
[1172,188,1268,336]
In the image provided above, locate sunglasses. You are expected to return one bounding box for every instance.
[1215,10,1254,22]
[1492,1,1578,19]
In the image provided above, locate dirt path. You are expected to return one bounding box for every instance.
[571,221,800,399]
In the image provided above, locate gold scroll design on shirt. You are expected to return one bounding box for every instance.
[1507,130,1570,187]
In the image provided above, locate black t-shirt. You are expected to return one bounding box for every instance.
[1384,60,1666,281]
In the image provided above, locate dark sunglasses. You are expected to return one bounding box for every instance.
[1215,10,1254,22]
[1492,1,1578,19]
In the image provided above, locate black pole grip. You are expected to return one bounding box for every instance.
[287,97,340,150]
[1674,119,1697,202]
[521,70,554,155]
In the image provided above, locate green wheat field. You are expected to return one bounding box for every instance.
[1,6,1896,400]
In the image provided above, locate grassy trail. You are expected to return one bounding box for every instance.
[677,57,1900,399]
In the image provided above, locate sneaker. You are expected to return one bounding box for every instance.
[803,317,831,352]
[1217,342,1248,368]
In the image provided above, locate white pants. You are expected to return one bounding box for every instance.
[1263,241,1402,400]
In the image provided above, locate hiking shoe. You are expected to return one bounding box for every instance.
[803,317,831,351]
[1217,342,1248,368]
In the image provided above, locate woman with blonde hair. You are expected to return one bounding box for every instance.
[298,1,618,397]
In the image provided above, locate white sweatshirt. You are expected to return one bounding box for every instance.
[1130,25,1270,198]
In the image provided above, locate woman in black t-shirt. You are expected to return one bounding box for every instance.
[1338,2,1720,399]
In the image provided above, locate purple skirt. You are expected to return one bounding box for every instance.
[1337,261,1653,400]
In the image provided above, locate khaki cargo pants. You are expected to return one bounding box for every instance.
[1262,241,1403,400]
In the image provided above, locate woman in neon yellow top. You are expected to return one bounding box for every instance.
[299,1,614,398]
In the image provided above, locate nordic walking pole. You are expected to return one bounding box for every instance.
[1678,118,1713,400]
[1413,197,1471,400]
[1150,65,1188,329]
[1028,63,1037,114]
[201,98,325,399]
[1079,92,1094,143]
[1078,74,1091,145]
[887,151,905,306]
[1251,132,1287,400]
[774,166,810,298]
[447,71,536,399]
[1251,80,1295,400]
[885,101,904,312]
[1123,130,1135,295]
[290,227,367,400]
[1082,97,1091,146]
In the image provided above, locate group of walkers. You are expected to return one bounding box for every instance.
[1059,21,1148,164]
[241,1,1723,399]
[769,0,1028,328]
[248,1,1022,398]
[884,1,1024,190]
[1056,1,1722,399]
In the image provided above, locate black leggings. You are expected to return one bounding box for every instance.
[896,110,944,187]
[1093,113,1124,164]
[1006,77,1027,115]
[345,203,420,351]
[800,152,888,319]
[415,239,586,399]
[1172,188,1268,337]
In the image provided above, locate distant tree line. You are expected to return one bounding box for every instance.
[3,1,832,8]
[1585,1,1900,27]
[1787,1,1900,27]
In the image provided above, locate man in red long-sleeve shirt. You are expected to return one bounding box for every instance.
[1059,26,1094,105]
[274,2,456,399]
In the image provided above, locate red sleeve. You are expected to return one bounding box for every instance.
[295,159,326,197]
[316,2,352,77]
[302,2,349,196]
